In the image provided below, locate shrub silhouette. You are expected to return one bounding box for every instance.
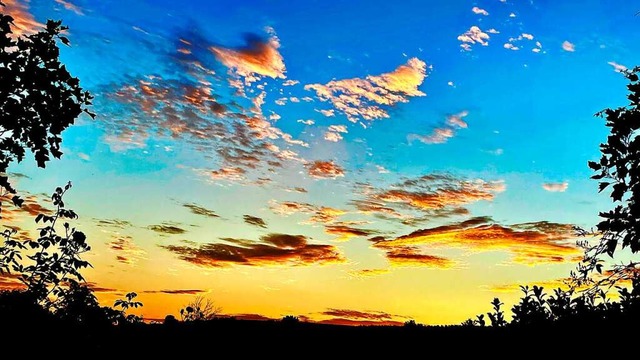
[179,295,221,321]
[281,315,300,324]
[0,183,142,326]
[0,5,94,212]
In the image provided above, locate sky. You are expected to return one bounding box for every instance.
[1,0,639,325]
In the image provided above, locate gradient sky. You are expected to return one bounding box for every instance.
[1,0,639,325]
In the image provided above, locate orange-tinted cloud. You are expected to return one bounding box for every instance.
[162,233,344,267]
[381,217,580,265]
[54,0,83,15]
[2,0,43,36]
[0,272,24,291]
[384,247,454,268]
[318,308,406,326]
[374,178,504,211]
[142,289,206,295]
[0,193,52,223]
[210,27,286,85]
[349,268,390,278]
[269,200,346,225]
[305,58,427,122]
[107,235,147,265]
[486,278,575,293]
[306,160,345,179]
[542,182,568,192]
[325,224,377,241]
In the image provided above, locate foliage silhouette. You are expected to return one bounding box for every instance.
[574,66,640,288]
[179,295,221,321]
[0,183,143,328]
[0,3,94,214]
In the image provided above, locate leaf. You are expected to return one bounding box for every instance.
[598,182,611,193]
[59,36,70,46]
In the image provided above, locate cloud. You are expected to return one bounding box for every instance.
[0,272,24,291]
[378,217,580,265]
[269,200,346,225]
[210,27,286,85]
[371,174,505,212]
[608,61,628,73]
[349,268,390,278]
[504,33,539,52]
[472,7,489,15]
[101,34,305,185]
[305,58,427,122]
[95,218,133,229]
[183,203,220,218]
[384,247,454,268]
[2,0,43,35]
[458,26,490,51]
[243,214,267,228]
[305,160,345,179]
[542,182,568,192]
[0,193,52,223]
[562,41,575,52]
[148,223,187,235]
[142,289,207,295]
[54,0,83,15]
[317,308,406,326]
[324,124,349,142]
[486,278,574,293]
[325,224,377,241]
[107,235,147,265]
[162,233,344,267]
[408,110,468,144]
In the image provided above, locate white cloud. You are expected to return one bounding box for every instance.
[562,41,575,52]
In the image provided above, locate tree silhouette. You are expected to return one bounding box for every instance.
[179,295,221,321]
[574,66,640,287]
[0,3,94,213]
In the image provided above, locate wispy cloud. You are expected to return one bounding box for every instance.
[384,246,455,268]
[142,289,207,295]
[183,203,220,218]
[305,58,427,122]
[107,235,147,265]
[54,0,84,15]
[608,61,627,73]
[243,214,267,228]
[325,224,377,241]
[162,233,344,267]
[2,0,43,35]
[148,223,187,235]
[542,182,568,192]
[305,160,345,179]
[408,110,468,144]
[317,308,407,326]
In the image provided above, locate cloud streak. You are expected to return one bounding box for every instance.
[162,233,344,267]
[542,182,568,192]
[377,217,580,265]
